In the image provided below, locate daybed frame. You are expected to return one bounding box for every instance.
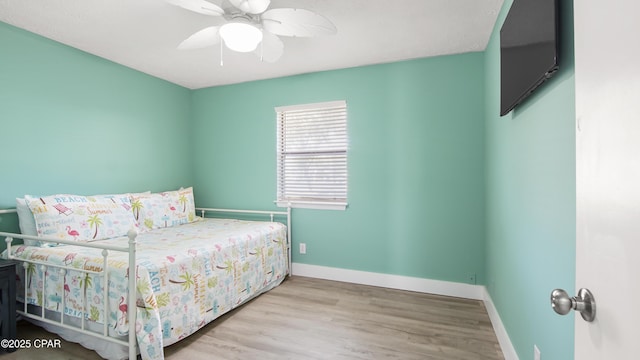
[0,207,291,359]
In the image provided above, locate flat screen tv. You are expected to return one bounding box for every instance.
[500,0,559,116]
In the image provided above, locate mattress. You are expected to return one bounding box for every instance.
[8,218,288,360]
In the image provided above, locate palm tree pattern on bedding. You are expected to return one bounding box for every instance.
[9,218,288,360]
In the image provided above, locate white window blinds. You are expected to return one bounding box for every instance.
[275,100,348,210]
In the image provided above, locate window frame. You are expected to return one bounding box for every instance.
[275,100,348,211]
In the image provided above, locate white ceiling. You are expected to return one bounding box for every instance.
[0,0,503,90]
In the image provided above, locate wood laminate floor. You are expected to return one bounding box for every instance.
[3,276,504,360]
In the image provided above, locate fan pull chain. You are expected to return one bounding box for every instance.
[220,41,224,66]
[260,30,264,62]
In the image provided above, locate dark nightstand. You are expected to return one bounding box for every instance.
[0,259,17,352]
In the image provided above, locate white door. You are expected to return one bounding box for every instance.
[574,0,640,358]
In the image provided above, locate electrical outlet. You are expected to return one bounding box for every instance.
[299,243,306,254]
[534,345,541,360]
[467,273,476,284]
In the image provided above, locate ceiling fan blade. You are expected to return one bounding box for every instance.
[229,0,270,14]
[178,26,221,50]
[262,8,337,37]
[166,0,224,16]
[255,31,284,62]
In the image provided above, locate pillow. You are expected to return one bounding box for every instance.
[16,197,40,246]
[131,187,197,231]
[26,193,138,242]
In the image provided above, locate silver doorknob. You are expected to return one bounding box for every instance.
[550,288,596,322]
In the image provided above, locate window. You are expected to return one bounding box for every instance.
[275,100,348,210]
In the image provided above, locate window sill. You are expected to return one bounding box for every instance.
[275,201,348,211]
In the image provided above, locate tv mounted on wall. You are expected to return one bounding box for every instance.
[500,0,559,116]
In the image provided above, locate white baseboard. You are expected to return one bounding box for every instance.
[483,287,519,360]
[291,262,518,360]
[292,262,484,300]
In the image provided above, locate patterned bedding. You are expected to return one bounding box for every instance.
[7,218,288,360]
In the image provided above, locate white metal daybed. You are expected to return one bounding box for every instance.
[0,195,291,360]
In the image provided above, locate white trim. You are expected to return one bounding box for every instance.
[291,263,483,300]
[291,263,518,359]
[275,100,347,113]
[483,287,519,360]
[275,201,347,211]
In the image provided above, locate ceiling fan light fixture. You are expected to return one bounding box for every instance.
[219,22,263,52]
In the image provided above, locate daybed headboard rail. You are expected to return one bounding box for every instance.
[0,228,138,360]
[196,207,292,277]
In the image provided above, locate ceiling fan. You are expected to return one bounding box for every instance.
[167,0,337,63]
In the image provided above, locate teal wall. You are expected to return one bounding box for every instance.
[191,54,486,284]
[484,1,576,359]
[0,22,193,250]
